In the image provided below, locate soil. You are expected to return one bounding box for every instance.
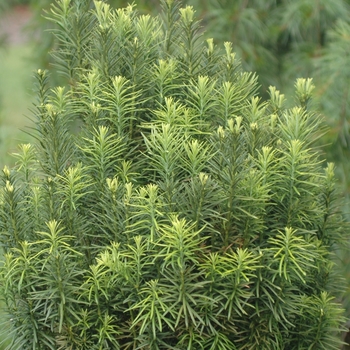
[0,5,33,46]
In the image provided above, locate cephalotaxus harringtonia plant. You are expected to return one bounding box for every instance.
[0,0,348,349]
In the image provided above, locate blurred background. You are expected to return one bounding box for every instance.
[0,1,36,167]
[1,0,350,345]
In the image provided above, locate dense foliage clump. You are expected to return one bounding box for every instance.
[0,0,348,349]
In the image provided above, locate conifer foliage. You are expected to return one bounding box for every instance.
[0,0,348,349]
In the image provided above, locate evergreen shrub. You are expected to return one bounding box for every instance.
[0,0,348,348]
